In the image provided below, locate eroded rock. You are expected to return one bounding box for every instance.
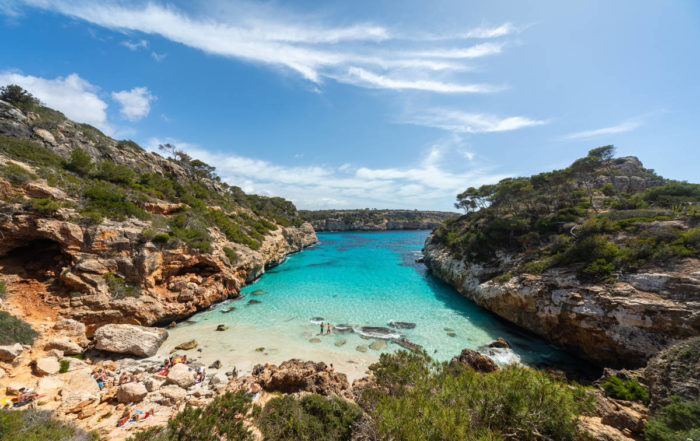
[452,348,499,373]
[94,324,168,357]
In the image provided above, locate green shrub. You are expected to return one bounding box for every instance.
[64,148,93,176]
[645,397,700,441]
[0,280,6,297]
[59,360,70,373]
[521,259,551,275]
[0,162,37,185]
[94,160,136,185]
[257,394,363,441]
[223,247,237,264]
[117,140,144,153]
[491,272,512,284]
[82,183,147,222]
[579,258,616,282]
[643,182,700,208]
[601,376,650,404]
[128,391,252,441]
[28,198,61,214]
[103,272,140,299]
[0,135,63,166]
[0,311,38,345]
[0,408,98,441]
[153,233,171,244]
[360,351,593,441]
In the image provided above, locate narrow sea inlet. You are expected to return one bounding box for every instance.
[159,231,583,381]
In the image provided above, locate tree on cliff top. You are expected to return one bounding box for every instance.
[0,84,40,111]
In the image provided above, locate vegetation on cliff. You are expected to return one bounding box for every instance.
[433,146,700,281]
[0,310,38,345]
[0,86,305,255]
[0,409,97,441]
[300,209,457,230]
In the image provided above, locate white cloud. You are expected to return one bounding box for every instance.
[0,70,112,134]
[144,135,505,210]
[111,87,155,121]
[121,39,148,50]
[405,108,546,133]
[15,0,513,93]
[150,51,167,61]
[562,120,641,140]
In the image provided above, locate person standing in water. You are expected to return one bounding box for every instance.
[326,323,331,334]
[320,322,324,334]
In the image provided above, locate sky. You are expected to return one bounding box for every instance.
[1,1,698,211]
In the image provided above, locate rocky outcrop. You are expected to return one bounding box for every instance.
[452,348,499,373]
[117,382,148,403]
[644,337,700,409]
[165,363,195,388]
[34,356,61,376]
[94,324,168,357]
[0,343,24,361]
[423,238,700,368]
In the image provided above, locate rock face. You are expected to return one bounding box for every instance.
[644,337,700,410]
[424,237,700,368]
[94,324,168,357]
[45,338,83,355]
[452,348,499,373]
[34,357,61,376]
[117,382,148,403]
[0,343,23,361]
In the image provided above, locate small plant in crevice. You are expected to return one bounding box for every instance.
[103,272,141,299]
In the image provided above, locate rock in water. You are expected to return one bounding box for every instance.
[166,363,195,388]
[452,348,499,373]
[335,340,346,347]
[388,321,416,329]
[167,321,177,329]
[117,382,148,403]
[356,326,401,339]
[487,337,511,349]
[175,340,198,350]
[333,324,353,333]
[356,345,368,353]
[447,332,457,337]
[309,338,322,343]
[392,338,423,352]
[310,317,325,324]
[221,307,236,313]
[251,289,266,295]
[369,340,387,350]
[94,324,168,357]
[247,299,261,305]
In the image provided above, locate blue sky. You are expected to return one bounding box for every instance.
[1,0,698,210]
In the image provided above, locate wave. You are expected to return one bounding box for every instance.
[354,326,401,340]
[480,347,521,365]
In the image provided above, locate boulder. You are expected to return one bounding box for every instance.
[356,345,368,353]
[0,343,23,361]
[487,338,511,349]
[250,360,351,398]
[60,357,89,372]
[209,360,222,369]
[46,349,64,359]
[210,372,228,385]
[175,339,198,350]
[94,324,168,357]
[37,376,65,395]
[0,367,5,379]
[577,416,634,441]
[60,392,99,414]
[117,382,148,403]
[215,324,228,331]
[166,363,195,388]
[35,357,61,376]
[61,372,100,396]
[601,407,646,435]
[45,338,83,355]
[452,348,499,373]
[159,384,187,405]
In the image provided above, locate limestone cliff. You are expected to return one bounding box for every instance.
[300,209,458,231]
[0,99,317,331]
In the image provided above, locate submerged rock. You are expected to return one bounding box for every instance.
[309,338,322,343]
[335,340,346,347]
[221,307,236,313]
[444,327,454,332]
[389,321,416,329]
[94,324,168,357]
[356,326,401,340]
[356,345,368,353]
[447,332,457,337]
[247,299,262,305]
[175,340,198,350]
[393,338,422,352]
[251,289,266,295]
[487,337,511,349]
[369,340,387,350]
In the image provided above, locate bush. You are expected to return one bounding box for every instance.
[82,183,147,222]
[59,360,70,373]
[360,351,593,441]
[153,233,171,244]
[128,391,252,441]
[491,272,512,284]
[1,84,40,110]
[0,162,37,185]
[0,135,63,166]
[645,397,700,441]
[64,148,93,176]
[103,273,140,299]
[258,394,363,441]
[94,160,136,185]
[28,198,61,214]
[601,376,650,404]
[0,280,5,297]
[0,311,38,345]
[0,408,98,441]
[223,247,237,264]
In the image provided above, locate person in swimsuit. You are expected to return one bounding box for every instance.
[326,323,331,334]
[320,322,324,334]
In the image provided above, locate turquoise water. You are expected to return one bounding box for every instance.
[167,231,586,375]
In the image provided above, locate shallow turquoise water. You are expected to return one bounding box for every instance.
[175,231,585,371]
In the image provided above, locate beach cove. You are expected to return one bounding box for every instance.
[158,231,585,382]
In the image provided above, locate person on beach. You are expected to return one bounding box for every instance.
[329,363,335,373]
[326,323,331,334]
[232,366,238,378]
[320,322,324,334]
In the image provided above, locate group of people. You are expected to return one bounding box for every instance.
[156,354,188,376]
[0,387,40,408]
[119,373,140,386]
[320,322,332,335]
[116,408,154,427]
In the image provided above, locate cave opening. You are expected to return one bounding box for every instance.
[0,239,70,281]
[175,263,219,277]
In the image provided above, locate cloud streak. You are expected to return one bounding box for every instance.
[405,108,546,133]
[562,120,641,140]
[15,0,514,93]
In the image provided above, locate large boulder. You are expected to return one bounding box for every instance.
[451,348,499,373]
[0,343,23,361]
[94,324,168,357]
[117,382,148,403]
[644,336,700,410]
[241,359,352,398]
[45,338,83,355]
[34,357,61,376]
[61,372,100,396]
[159,384,187,405]
[166,363,195,388]
[53,319,89,347]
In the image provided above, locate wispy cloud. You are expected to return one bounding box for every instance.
[0,70,112,134]
[150,51,167,62]
[13,0,515,93]
[562,120,641,140]
[112,86,155,121]
[405,108,546,133]
[121,39,148,50]
[146,135,506,210]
